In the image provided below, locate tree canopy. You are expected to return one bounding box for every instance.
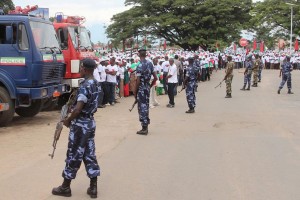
[0,0,15,13]
[250,0,300,49]
[106,0,252,51]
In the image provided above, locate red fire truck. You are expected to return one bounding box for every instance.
[53,13,98,105]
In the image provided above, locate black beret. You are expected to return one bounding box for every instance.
[138,48,147,52]
[82,58,96,69]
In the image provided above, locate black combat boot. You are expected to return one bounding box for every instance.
[277,88,281,94]
[52,178,72,197]
[240,85,246,91]
[225,93,232,98]
[186,108,195,113]
[246,85,250,90]
[288,89,294,94]
[87,177,98,198]
[137,126,148,135]
[252,83,257,87]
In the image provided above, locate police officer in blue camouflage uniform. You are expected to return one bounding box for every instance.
[52,58,101,198]
[183,57,197,113]
[193,55,201,92]
[135,48,157,135]
[258,55,263,82]
[241,55,253,91]
[278,56,294,94]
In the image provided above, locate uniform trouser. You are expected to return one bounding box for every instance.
[119,78,124,97]
[63,121,100,180]
[137,88,150,126]
[226,75,233,94]
[186,81,196,109]
[201,69,206,81]
[167,83,176,105]
[258,69,262,81]
[106,82,115,104]
[101,82,108,105]
[244,73,252,87]
[163,72,168,94]
[279,73,292,90]
[98,84,104,106]
[253,70,259,84]
[205,68,210,80]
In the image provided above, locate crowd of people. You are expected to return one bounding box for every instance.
[51,47,297,198]
[93,49,299,109]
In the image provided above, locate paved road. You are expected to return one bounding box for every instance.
[0,69,299,200]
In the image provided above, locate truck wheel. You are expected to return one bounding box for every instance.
[0,87,15,127]
[15,99,43,117]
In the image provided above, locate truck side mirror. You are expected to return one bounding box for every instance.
[6,26,13,44]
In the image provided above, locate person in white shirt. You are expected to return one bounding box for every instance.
[105,57,118,105]
[150,58,160,108]
[118,60,126,98]
[161,56,170,94]
[166,58,178,108]
[92,62,103,108]
[97,59,108,107]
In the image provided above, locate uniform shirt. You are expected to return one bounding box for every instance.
[253,59,261,71]
[118,66,125,79]
[281,61,293,74]
[97,64,106,82]
[174,59,183,74]
[225,61,234,76]
[245,60,253,73]
[186,64,197,81]
[93,67,101,82]
[167,64,178,83]
[162,60,170,73]
[106,64,118,83]
[136,59,154,88]
[74,78,100,122]
[154,64,162,74]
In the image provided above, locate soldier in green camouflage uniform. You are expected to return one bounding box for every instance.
[224,56,234,98]
[252,54,260,87]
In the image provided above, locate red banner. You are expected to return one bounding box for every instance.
[260,41,264,52]
[253,39,257,50]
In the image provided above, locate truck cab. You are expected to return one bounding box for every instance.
[53,14,98,105]
[0,10,67,126]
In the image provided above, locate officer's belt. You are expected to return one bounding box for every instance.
[79,113,94,118]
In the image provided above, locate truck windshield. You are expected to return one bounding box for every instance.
[29,21,60,49]
[68,26,92,49]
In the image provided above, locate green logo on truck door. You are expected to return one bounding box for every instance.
[0,57,26,66]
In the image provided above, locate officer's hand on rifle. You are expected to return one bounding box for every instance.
[63,118,71,128]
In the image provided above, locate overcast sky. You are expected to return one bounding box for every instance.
[13,0,130,43]
[13,1,262,43]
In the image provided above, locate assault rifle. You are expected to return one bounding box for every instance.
[129,99,138,112]
[214,80,225,89]
[178,86,185,93]
[49,89,77,159]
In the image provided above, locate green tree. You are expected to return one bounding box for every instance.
[106,0,252,51]
[249,0,300,49]
[0,0,15,13]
